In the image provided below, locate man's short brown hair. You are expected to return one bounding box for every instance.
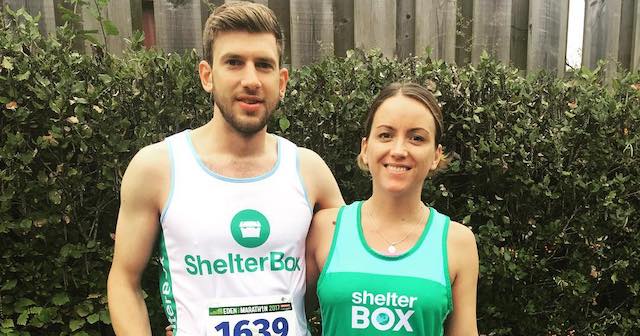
[202,1,284,66]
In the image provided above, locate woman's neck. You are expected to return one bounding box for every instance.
[365,192,425,227]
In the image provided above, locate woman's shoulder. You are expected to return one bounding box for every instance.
[447,220,476,246]
[446,219,479,272]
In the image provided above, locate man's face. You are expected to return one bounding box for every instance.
[200,31,288,136]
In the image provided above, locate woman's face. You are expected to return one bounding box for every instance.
[360,94,442,195]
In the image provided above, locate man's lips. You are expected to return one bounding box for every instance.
[236,95,264,111]
[236,95,263,104]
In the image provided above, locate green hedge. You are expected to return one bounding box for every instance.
[1,7,639,335]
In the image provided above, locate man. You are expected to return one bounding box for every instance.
[107,2,344,335]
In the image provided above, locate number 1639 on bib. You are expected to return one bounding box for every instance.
[208,296,297,336]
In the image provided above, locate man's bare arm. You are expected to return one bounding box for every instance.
[298,148,345,212]
[305,208,340,313]
[107,144,169,335]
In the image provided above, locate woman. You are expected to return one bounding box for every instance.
[306,82,479,335]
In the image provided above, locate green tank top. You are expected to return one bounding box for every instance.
[317,201,452,335]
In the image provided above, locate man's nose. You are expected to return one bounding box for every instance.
[241,64,261,90]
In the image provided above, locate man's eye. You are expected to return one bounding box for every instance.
[227,59,242,66]
[257,62,273,69]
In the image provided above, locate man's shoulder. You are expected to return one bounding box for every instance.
[125,141,171,179]
[313,207,341,225]
[296,146,323,162]
[296,147,330,182]
[137,141,170,162]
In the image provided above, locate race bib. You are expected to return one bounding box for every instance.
[207,295,298,336]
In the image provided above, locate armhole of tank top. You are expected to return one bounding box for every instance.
[441,215,453,312]
[294,146,313,213]
[316,204,347,290]
[159,139,176,224]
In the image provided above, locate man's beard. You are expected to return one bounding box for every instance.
[211,92,274,136]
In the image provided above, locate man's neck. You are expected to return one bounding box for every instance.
[190,119,278,179]
[199,117,270,158]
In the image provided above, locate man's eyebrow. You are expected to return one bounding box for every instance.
[255,56,277,64]
[217,53,277,65]
[219,53,242,60]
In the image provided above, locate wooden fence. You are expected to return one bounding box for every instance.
[3,0,640,77]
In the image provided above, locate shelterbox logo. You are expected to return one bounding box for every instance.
[230,209,270,248]
[184,252,301,275]
[183,209,301,276]
[351,290,416,332]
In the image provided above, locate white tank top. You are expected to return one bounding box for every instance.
[158,130,312,336]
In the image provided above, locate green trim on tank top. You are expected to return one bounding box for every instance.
[158,232,178,334]
[441,216,453,312]
[318,201,451,290]
[356,201,436,261]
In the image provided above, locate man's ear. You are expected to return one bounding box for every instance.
[279,67,289,99]
[199,60,213,93]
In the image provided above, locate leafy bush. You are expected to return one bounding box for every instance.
[1,7,639,336]
[0,7,208,335]
[281,53,640,335]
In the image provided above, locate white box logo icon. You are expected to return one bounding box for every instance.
[239,221,261,238]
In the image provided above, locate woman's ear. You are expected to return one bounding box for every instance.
[431,144,443,171]
[357,137,369,171]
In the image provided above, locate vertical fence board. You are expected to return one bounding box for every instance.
[455,0,473,65]
[333,0,354,57]
[81,3,103,53]
[268,0,291,68]
[415,0,457,62]
[354,0,395,57]
[583,0,621,76]
[5,0,57,35]
[142,0,155,48]
[289,0,333,69]
[4,0,638,76]
[154,0,206,54]
[208,0,224,8]
[617,0,635,69]
[558,0,569,75]
[527,0,569,76]
[53,0,84,50]
[632,0,640,70]
[82,0,143,55]
[38,0,56,36]
[471,0,511,64]
[396,0,415,59]
[510,0,528,71]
